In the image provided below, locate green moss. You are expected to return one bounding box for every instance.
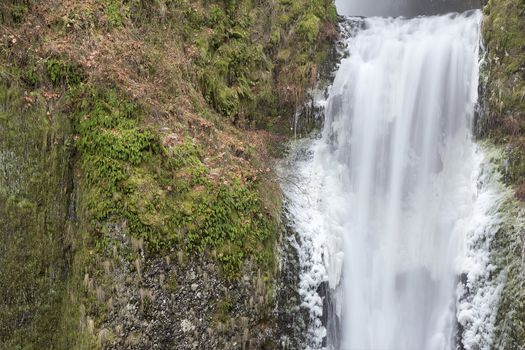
[179,178,276,277]
[479,0,525,202]
[500,146,525,185]
[167,0,336,126]
[70,84,276,278]
[213,296,233,324]
[46,57,85,87]
[325,4,338,23]
[196,36,264,118]
[23,65,41,87]
[165,141,202,169]
[101,0,129,28]
[270,28,281,46]
[479,1,525,335]
[487,194,525,348]
[71,86,153,222]
[0,71,76,348]
[296,14,320,44]
[0,1,30,25]
[480,0,525,142]
[208,4,227,26]
[10,4,28,23]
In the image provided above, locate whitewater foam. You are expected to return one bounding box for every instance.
[281,10,505,350]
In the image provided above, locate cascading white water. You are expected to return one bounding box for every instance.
[328,12,483,349]
[281,10,505,350]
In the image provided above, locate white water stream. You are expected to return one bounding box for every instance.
[282,10,506,350]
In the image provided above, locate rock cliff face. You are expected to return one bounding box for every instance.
[480,0,525,347]
[0,0,336,348]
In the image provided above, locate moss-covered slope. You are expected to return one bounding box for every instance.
[0,73,74,349]
[480,0,525,347]
[0,0,337,348]
[481,0,525,192]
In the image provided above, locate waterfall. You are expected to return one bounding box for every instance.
[282,10,505,350]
